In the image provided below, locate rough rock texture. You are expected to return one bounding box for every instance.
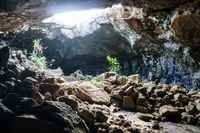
[68,81,111,105]
[171,14,200,43]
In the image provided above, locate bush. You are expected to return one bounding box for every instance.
[107,55,122,74]
[29,39,47,68]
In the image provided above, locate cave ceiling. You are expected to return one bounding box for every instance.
[0,0,192,32]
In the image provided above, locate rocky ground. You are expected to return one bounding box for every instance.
[0,45,200,133]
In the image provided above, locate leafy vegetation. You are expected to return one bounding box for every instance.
[107,55,122,74]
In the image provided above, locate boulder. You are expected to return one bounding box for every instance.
[174,93,190,102]
[137,113,154,121]
[78,106,95,126]
[196,103,200,112]
[111,87,124,100]
[2,93,21,111]
[31,101,90,133]
[0,45,9,68]
[105,75,117,84]
[159,105,178,117]
[128,74,141,83]
[33,92,45,104]
[135,86,146,94]
[17,68,36,81]
[42,77,65,84]
[136,93,148,107]
[122,96,135,109]
[0,83,7,98]
[136,105,148,113]
[185,105,197,115]
[170,85,187,94]
[16,98,38,113]
[96,72,115,82]
[39,83,60,97]
[116,76,127,85]
[181,114,197,125]
[58,95,78,111]
[69,81,110,105]
[95,109,108,122]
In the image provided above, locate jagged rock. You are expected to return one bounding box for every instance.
[171,14,200,43]
[96,72,116,82]
[33,92,45,104]
[122,96,135,109]
[154,89,166,97]
[146,85,156,97]
[185,105,197,115]
[16,98,38,113]
[0,102,13,132]
[78,106,95,126]
[136,105,148,113]
[95,109,108,122]
[136,93,148,107]
[42,77,65,84]
[159,105,178,117]
[105,75,117,84]
[15,80,33,96]
[17,68,36,81]
[160,84,171,91]
[174,93,190,102]
[111,87,124,100]
[170,85,187,94]
[0,83,7,98]
[39,83,60,97]
[181,114,197,124]
[135,86,146,94]
[2,93,21,111]
[31,101,90,133]
[137,112,154,121]
[116,76,127,85]
[0,45,9,68]
[128,74,141,83]
[69,81,110,105]
[58,95,78,111]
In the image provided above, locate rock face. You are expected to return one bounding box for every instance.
[171,14,200,43]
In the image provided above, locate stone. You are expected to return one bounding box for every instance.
[170,85,187,94]
[124,86,134,94]
[24,77,38,84]
[33,92,45,104]
[137,112,154,121]
[154,89,166,97]
[111,87,124,100]
[159,105,178,117]
[42,77,65,84]
[146,85,156,97]
[171,14,200,43]
[121,84,131,91]
[44,92,52,101]
[17,68,36,81]
[42,67,64,78]
[135,86,146,94]
[69,81,110,105]
[15,80,33,96]
[136,93,148,107]
[2,93,21,111]
[58,95,78,111]
[196,103,200,112]
[39,83,60,97]
[30,101,90,133]
[78,107,95,126]
[16,98,38,113]
[96,72,115,82]
[105,75,117,84]
[0,45,9,68]
[136,105,148,113]
[116,76,127,85]
[185,105,197,115]
[0,83,7,98]
[122,96,135,109]
[0,102,14,132]
[181,114,197,125]
[128,74,141,83]
[174,93,190,102]
[95,109,108,122]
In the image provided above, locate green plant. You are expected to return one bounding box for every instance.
[107,55,122,74]
[23,49,27,55]
[29,39,47,68]
[173,80,176,86]
[184,85,189,91]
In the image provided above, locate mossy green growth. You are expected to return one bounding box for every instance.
[107,55,122,74]
[29,39,47,68]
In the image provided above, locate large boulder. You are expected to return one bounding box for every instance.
[68,81,110,105]
[122,96,136,109]
[27,101,90,133]
[159,105,178,117]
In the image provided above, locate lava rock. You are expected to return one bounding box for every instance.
[159,105,178,117]
[39,83,60,97]
[58,95,78,111]
[0,45,9,68]
[122,96,136,109]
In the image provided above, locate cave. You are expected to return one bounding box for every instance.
[0,0,200,133]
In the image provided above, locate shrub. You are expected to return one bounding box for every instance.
[107,55,122,74]
[29,39,47,68]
